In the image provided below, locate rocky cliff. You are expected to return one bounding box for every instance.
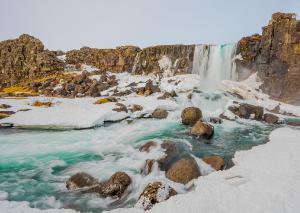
[0,34,64,88]
[236,12,300,103]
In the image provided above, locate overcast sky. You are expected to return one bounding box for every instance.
[0,0,299,51]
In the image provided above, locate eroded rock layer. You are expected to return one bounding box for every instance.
[237,12,300,103]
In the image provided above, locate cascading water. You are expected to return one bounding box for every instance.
[192,43,237,91]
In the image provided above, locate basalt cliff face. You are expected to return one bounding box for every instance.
[237,12,300,103]
[0,34,64,88]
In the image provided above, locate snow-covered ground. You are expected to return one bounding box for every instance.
[1,127,299,213]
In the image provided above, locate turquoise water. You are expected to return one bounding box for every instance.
[0,118,279,212]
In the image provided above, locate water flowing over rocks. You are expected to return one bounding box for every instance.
[237,12,300,103]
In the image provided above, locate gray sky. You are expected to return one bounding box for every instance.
[0,0,299,51]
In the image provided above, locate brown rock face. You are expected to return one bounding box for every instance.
[0,34,64,87]
[66,172,98,190]
[237,13,300,103]
[166,157,200,184]
[190,121,214,139]
[181,107,202,125]
[133,45,195,75]
[139,141,157,152]
[136,182,177,210]
[202,156,225,171]
[66,46,141,73]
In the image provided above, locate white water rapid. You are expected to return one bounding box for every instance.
[192,43,237,90]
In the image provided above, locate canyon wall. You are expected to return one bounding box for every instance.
[0,34,64,87]
[236,12,300,103]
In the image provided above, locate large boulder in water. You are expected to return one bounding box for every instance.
[181,107,202,125]
[228,103,264,120]
[157,140,180,171]
[190,121,214,139]
[135,182,177,210]
[166,157,200,184]
[66,172,98,190]
[202,156,225,171]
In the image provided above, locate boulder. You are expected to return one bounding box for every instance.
[112,103,128,113]
[166,157,200,184]
[158,141,180,171]
[151,108,168,119]
[135,182,177,210]
[181,107,202,125]
[157,91,177,100]
[190,121,214,139]
[100,172,131,198]
[263,113,279,124]
[130,104,143,112]
[202,156,225,171]
[209,117,222,124]
[66,172,98,190]
[139,141,157,152]
[228,103,263,120]
[0,104,11,109]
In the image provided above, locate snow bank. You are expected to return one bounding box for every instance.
[108,127,300,213]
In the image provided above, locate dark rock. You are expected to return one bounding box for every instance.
[135,182,177,210]
[209,117,222,124]
[228,103,263,120]
[263,113,279,124]
[181,107,202,125]
[130,104,143,112]
[158,141,180,171]
[100,172,131,198]
[0,104,11,109]
[166,157,200,184]
[139,141,157,152]
[157,91,177,100]
[112,103,128,113]
[66,172,98,190]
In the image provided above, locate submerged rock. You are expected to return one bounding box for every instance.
[263,113,279,124]
[135,182,177,210]
[139,141,157,152]
[166,157,200,184]
[190,121,214,139]
[66,172,98,190]
[210,117,222,124]
[151,108,168,119]
[202,156,225,171]
[181,107,202,125]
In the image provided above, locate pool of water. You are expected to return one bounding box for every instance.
[0,117,279,212]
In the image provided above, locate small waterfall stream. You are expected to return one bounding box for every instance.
[192,43,237,90]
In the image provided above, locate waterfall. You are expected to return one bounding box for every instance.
[131,52,141,74]
[192,43,237,90]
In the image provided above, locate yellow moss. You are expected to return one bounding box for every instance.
[0,86,37,96]
[32,101,53,107]
[293,43,300,54]
[137,91,144,96]
[94,98,110,104]
[0,113,9,119]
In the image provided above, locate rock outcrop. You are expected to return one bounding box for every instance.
[181,107,202,125]
[66,172,98,190]
[132,45,195,76]
[237,12,300,103]
[66,46,141,73]
[190,121,214,139]
[0,34,64,87]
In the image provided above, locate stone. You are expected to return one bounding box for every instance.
[202,156,225,171]
[190,121,214,139]
[210,117,222,124]
[135,182,177,210]
[141,159,156,175]
[263,113,279,124]
[158,141,180,171]
[228,103,263,120]
[0,104,11,109]
[94,97,117,104]
[166,157,201,184]
[151,108,168,119]
[32,101,53,107]
[99,172,131,198]
[131,104,143,112]
[112,103,128,113]
[157,91,177,100]
[66,172,98,190]
[139,141,157,152]
[181,107,202,125]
